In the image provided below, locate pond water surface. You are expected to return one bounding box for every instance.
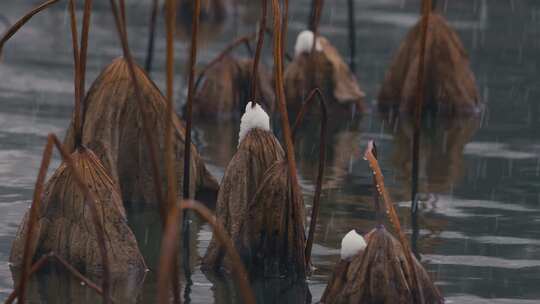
[0,0,539,303]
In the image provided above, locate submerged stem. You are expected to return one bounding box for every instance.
[292,88,327,267]
[157,200,255,304]
[5,252,106,304]
[68,0,82,148]
[411,0,431,254]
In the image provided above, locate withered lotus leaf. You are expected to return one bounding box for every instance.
[323,227,443,304]
[378,13,480,114]
[193,56,275,118]
[64,57,218,204]
[10,148,145,275]
[239,161,307,278]
[203,129,284,271]
[284,35,366,115]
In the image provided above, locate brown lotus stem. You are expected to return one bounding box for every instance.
[5,252,106,304]
[411,0,431,251]
[119,0,127,30]
[291,88,327,267]
[68,0,82,148]
[0,0,62,58]
[108,0,166,222]
[249,0,267,105]
[12,134,112,304]
[281,0,289,67]
[369,142,383,226]
[164,1,182,303]
[310,0,323,53]
[181,0,201,286]
[194,33,257,91]
[264,27,292,61]
[347,0,356,72]
[270,0,305,275]
[145,0,160,72]
[157,200,255,304]
[364,141,425,304]
[79,0,93,102]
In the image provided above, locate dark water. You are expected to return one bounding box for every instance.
[1,0,539,303]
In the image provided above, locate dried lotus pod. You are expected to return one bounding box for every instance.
[378,13,480,115]
[284,31,366,115]
[64,57,218,204]
[10,147,145,275]
[203,128,284,271]
[238,161,307,278]
[325,226,443,304]
[193,56,275,118]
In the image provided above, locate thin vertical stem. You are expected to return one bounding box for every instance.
[347,0,356,73]
[164,0,181,303]
[145,0,160,72]
[79,0,93,110]
[310,0,322,53]
[249,0,267,104]
[68,0,82,148]
[292,88,327,267]
[182,0,201,287]
[411,0,431,256]
[270,0,305,274]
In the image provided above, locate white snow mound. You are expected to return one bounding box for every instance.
[340,229,367,260]
[294,30,322,56]
[238,101,270,146]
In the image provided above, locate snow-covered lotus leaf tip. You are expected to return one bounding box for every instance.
[340,229,367,260]
[238,101,271,146]
[294,30,322,57]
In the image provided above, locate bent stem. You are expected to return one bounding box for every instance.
[411,0,431,256]
[0,0,62,58]
[270,0,306,275]
[364,141,426,304]
[5,252,105,304]
[249,0,267,104]
[292,88,327,267]
[157,200,255,304]
[193,33,257,92]
[108,0,166,222]
[12,134,112,304]
[145,0,160,72]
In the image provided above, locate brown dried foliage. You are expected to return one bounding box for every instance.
[238,161,307,278]
[10,147,145,275]
[64,58,218,204]
[284,35,365,115]
[325,227,442,304]
[378,13,480,115]
[193,56,275,118]
[203,129,285,271]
